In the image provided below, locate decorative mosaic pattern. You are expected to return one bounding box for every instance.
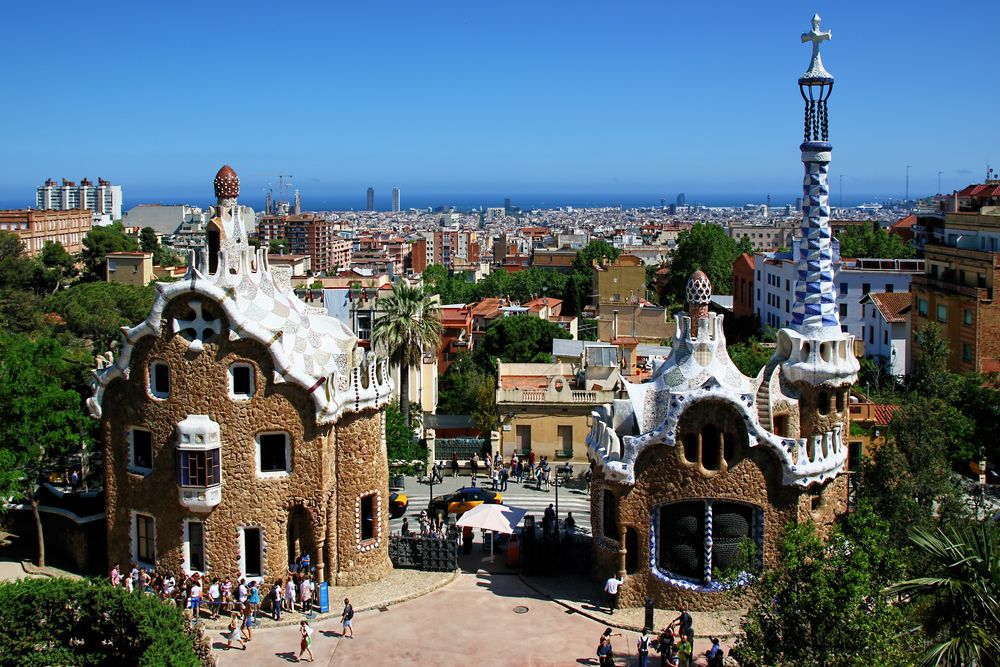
[355,491,383,553]
[792,144,840,333]
[685,271,712,305]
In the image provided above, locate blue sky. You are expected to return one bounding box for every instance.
[1,1,997,208]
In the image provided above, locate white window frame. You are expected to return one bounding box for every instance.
[131,511,156,568]
[255,432,292,478]
[183,519,206,574]
[239,525,264,582]
[128,427,153,476]
[228,362,255,400]
[149,361,170,399]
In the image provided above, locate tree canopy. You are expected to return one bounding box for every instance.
[662,223,749,305]
[478,314,571,364]
[46,281,156,349]
[0,578,204,666]
[80,223,139,280]
[837,224,914,259]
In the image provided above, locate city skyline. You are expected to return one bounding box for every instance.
[1,1,996,206]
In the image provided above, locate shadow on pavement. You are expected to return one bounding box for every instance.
[274,651,299,662]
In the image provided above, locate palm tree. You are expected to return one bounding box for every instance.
[371,282,442,427]
[885,524,1000,666]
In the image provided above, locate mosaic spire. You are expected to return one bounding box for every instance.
[792,14,839,335]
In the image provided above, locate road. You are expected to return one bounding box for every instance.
[389,472,593,533]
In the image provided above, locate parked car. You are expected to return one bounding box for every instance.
[389,491,408,518]
[428,487,502,516]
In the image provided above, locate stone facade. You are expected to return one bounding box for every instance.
[91,166,393,587]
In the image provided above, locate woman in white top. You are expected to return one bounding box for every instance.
[285,578,298,613]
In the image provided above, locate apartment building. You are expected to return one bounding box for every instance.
[36,177,122,221]
[0,208,92,255]
[256,213,350,274]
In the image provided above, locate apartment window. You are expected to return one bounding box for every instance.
[885,283,894,293]
[134,513,156,566]
[185,520,206,573]
[839,303,848,318]
[229,363,254,399]
[149,362,170,398]
[603,491,619,539]
[936,305,948,323]
[257,432,291,476]
[177,449,220,487]
[360,493,376,542]
[883,331,888,345]
[848,441,863,471]
[785,299,790,313]
[917,298,928,317]
[964,309,973,326]
[241,527,263,578]
[963,343,973,362]
[862,283,871,295]
[839,282,848,295]
[129,428,153,474]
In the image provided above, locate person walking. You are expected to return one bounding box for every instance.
[285,577,298,613]
[657,625,676,667]
[110,563,121,588]
[341,598,355,638]
[189,579,202,621]
[271,579,284,621]
[637,627,652,667]
[224,613,246,651]
[499,465,509,492]
[470,453,479,479]
[248,581,261,621]
[604,574,624,615]
[451,452,459,477]
[299,575,313,613]
[596,636,614,667]
[296,620,314,662]
[565,512,576,537]
[208,578,221,620]
[677,634,693,667]
[240,603,254,642]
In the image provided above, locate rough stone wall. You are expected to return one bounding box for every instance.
[792,382,849,441]
[333,410,392,585]
[598,437,802,612]
[103,295,335,582]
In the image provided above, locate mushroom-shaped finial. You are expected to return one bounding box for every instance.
[686,269,712,305]
[214,165,240,199]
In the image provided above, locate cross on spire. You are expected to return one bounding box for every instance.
[801,14,832,80]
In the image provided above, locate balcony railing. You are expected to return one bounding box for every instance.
[497,387,613,404]
[912,275,993,301]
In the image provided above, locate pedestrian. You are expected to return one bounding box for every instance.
[657,625,676,667]
[299,575,313,613]
[401,517,411,536]
[637,627,652,667]
[597,636,614,667]
[241,603,254,641]
[237,578,248,607]
[672,607,694,644]
[248,581,261,621]
[677,634,693,667]
[221,576,234,614]
[451,452,459,477]
[271,579,284,621]
[705,637,725,667]
[285,577,297,613]
[296,620,314,662]
[604,573,624,615]
[500,465,509,492]
[189,578,203,620]
[224,613,246,650]
[565,512,576,536]
[208,578,222,619]
[544,503,556,536]
[110,563,121,588]
[341,598,354,638]
[432,460,443,483]
[515,459,523,483]
[471,452,479,479]
[491,465,499,490]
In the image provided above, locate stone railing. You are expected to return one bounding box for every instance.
[496,386,613,405]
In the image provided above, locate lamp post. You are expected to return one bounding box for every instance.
[905,165,912,203]
[938,171,943,195]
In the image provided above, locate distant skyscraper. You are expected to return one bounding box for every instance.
[36,177,122,221]
[366,187,375,212]
[504,197,511,214]
[676,193,686,206]
[391,187,400,212]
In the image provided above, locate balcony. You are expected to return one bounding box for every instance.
[178,485,222,512]
[912,275,992,302]
[497,386,614,405]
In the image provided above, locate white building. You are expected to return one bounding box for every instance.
[37,177,122,222]
[859,292,911,378]
[754,239,924,339]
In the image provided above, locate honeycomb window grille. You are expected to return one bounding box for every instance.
[655,500,762,587]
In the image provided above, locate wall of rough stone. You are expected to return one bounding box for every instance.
[333,410,392,585]
[102,295,375,586]
[594,432,804,612]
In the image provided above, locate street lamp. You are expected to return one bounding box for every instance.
[938,171,943,195]
[905,165,912,203]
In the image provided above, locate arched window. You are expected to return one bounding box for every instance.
[701,424,721,471]
[656,500,761,586]
[602,490,619,540]
[818,391,830,415]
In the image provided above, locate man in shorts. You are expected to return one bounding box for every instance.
[341,597,354,638]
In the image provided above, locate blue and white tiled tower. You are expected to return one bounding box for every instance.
[774,15,858,444]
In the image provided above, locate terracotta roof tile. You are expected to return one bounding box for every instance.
[867,292,912,323]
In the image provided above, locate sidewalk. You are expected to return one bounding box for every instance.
[197,567,456,631]
[520,573,745,639]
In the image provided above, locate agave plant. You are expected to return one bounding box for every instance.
[885,524,1000,666]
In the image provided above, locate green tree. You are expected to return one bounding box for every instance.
[663,223,743,304]
[733,504,916,667]
[139,226,159,253]
[80,222,139,280]
[885,523,1000,667]
[0,334,93,566]
[46,281,156,350]
[34,241,79,294]
[727,338,773,377]
[268,237,289,254]
[371,282,442,427]
[0,231,35,289]
[384,402,425,463]
[0,577,204,666]
[837,224,914,259]
[562,273,582,316]
[153,243,184,267]
[572,239,621,275]
[478,314,571,364]
[910,323,958,400]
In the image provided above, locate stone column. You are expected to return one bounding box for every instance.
[618,524,627,579]
[425,428,436,476]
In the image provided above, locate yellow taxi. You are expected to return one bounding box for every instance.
[428,487,502,516]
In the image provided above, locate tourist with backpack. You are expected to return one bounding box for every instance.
[637,627,652,667]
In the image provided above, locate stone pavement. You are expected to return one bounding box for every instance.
[520,574,745,639]
[214,569,731,666]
